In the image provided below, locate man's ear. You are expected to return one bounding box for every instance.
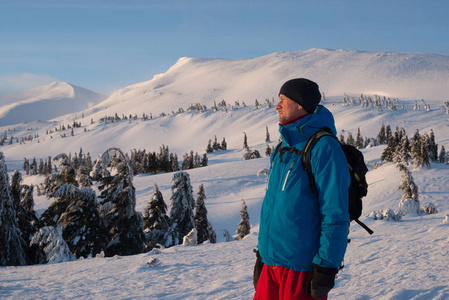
[297,105,308,116]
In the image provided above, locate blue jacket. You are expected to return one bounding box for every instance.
[258,105,350,271]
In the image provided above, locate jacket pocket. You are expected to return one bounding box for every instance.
[282,160,295,191]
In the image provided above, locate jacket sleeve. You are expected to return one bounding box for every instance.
[310,136,351,269]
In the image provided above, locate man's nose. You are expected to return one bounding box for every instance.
[275,102,281,110]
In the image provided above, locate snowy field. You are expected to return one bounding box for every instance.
[1,49,449,299]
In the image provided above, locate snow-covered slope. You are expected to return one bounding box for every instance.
[1,49,449,299]
[0,81,105,126]
[84,49,449,120]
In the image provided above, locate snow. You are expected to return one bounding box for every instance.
[0,81,105,126]
[1,49,449,299]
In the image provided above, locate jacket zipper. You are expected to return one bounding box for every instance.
[282,160,295,191]
[266,161,275,188]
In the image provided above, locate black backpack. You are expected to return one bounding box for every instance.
[274,129,374,235]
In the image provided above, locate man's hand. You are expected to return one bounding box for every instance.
[306,263,338,299]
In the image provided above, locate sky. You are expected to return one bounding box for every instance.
[0,0,448,97]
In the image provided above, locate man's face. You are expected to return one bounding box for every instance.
[275,94,307,124]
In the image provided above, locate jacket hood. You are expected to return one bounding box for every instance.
[279,105,337,147]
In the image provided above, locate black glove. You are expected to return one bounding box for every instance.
[306,263,338,299]
[253,249,264,289]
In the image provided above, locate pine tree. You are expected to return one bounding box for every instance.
[428,129,438,162]
[10,171,42,264]
[385,125,392,142]
[194,184,216,244]
[43,153,78,198]
[410,130,423,168]
[265,144,272,157]
[398,133,411,164]
[243,132,249,150]
[56,184,108,258]
[213,136,219,151]
[355,128,364,149]
[171,153,179,171]
[23,158,30,175]
[194,152,201,168]
[221,137,227,150]
[30,226,76,264]
[143,184,170,250]
[420,133,431,169]
[397,164,419,215]
[198,153,206,167]
[21,184,35,212]
[346,132,355,146]
[439,146,447,163]
[236,199,250,240]
[265,126,271,143]
[206,139,213,153]
[380,138,395,162]
[164,172,195,247]
[90,148,146,257]
[0,152,27,266]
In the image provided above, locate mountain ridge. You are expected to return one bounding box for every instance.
[0,81,105,126]
[83,48,449,121]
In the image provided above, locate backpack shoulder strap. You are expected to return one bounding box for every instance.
[274,141,306,163]
[302,130,336,194]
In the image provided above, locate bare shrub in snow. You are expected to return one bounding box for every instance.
[420,202,438,215]
[257,168,269,178]
[369,208,402,221]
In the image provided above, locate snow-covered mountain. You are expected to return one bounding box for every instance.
[84,48,449,120]
[1,49,449,299]
[0,81,105,126]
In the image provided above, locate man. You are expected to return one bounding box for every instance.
[254,78,350,300]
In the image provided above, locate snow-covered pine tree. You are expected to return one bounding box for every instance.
[397,164,419,215]
[55,184,108,258]
[43,153,78,198]
[439,146,447,163]
[410,130,423,168]
[265,126,271,143]
[221,137,227,150]
[182,152,192,170]
[355,128,364,149]
[397,133,411,165]
[201,153,208,167]
[194,184,216,244]
[206,139,213,153]
[21,184,35,212]
[0,153,27,266]
[10,171,41,265]
[143,184,170,251]
[213,136,219,151]
[380,138,396,162]
[265,145,272,157]
[428,129,438,162]
[243,132,249,150]
[23,158,30,175]
[420,133,431,169]
[194,152,201,168]
[385,125,392,142]
[164,171,195,247]
[236,199,250,240]
[30,226,76,264]
[90,148,146,257]
[345,132,355,146]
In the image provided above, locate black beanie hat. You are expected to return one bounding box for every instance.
[279,78,321,113]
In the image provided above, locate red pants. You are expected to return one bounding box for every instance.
[253,265,328,300]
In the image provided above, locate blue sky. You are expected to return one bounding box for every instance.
[0,0,448,97]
